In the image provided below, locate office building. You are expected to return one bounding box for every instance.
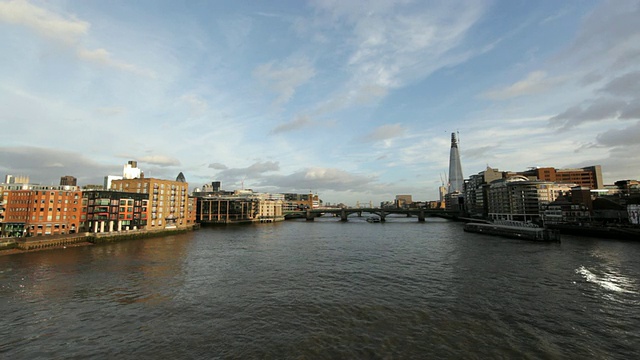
[519,165,603,189]
[487,176,575,222]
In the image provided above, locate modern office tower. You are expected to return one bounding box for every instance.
[176,172,186,182]
[4,175,14,184]
[123,160,142,179]
[448,133,464,194]
[60,175,77,186]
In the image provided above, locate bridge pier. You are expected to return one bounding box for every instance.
[306,209,315,221]
[380,210,386,222]
[340,209,348,222]
[418,209,425,222]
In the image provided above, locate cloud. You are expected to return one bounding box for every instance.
[0,146,117,185]
[598,71,640,97]
[547,1,640,129]
[271,115,314,134]
[253,58,316,107]
[301,0,488,115]
[138,155,181,167]
[333,1,485,87]
[208,163,228,170]
[559,0,640,72]
[0,0,88,44]
[550,72,640,128]
[462,145,500,160]
[595,121,640,147]
[362,123,406,142]
[216,161,280,180]
[0,1,154,77]
[481,71,562,100]
[76,48,156,78]
[258,167,378,192]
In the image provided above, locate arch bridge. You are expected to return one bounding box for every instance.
[287,208,458,222]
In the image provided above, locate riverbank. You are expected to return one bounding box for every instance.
[0,225,199,256]
[548,224,640,240]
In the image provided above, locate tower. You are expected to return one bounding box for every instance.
[448,132,464,194]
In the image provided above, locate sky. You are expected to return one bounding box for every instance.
[1,0,639,206]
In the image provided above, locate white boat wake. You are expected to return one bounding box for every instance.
[576,266,636,294]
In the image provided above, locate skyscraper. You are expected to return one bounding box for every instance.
[448,132,464,194]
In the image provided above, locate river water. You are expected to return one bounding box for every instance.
[1,216,639,359]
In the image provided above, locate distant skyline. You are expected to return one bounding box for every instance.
[1,0,639,205]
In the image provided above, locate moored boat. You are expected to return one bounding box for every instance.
[464,220,560,242]
[366,216,381,223]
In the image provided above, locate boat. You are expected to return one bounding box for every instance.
[464,220,560,242]
[366,216,381,223]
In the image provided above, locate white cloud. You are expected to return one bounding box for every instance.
[482,71,562,100]
[76,48,156,78]
[208,163,228,170]
[362,123,406,142]
[253,58,316,107]
[0,1,155,77]
[304,0,488,113]
[271,114,314,134]
[0,0,88,44]
[138,155,181,167]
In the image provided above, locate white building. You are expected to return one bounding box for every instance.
[123,160,142,179]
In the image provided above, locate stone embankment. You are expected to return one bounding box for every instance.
[0,225,199,255]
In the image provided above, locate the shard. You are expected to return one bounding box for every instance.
[448,132,464,194]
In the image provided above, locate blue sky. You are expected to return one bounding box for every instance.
[1,0,639,205]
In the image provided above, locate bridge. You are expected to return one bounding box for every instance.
[285,208,458,222]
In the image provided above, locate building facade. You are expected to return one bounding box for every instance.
[60,176,77,186]
[463,167,507,218]
[487,176,575,222]
[111,178,191,230]
[0,186,82,237]
[82,190,148,233]
[519,165,603,189]
[197,191,284,224]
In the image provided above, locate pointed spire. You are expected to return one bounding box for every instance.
[448,132,464,193]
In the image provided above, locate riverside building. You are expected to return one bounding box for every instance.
[0,185,82,237]
[196,190,284,224]
[81,190,148,233]
[111,177,194,230]
[487,176,575,223]
[519,165,603,189]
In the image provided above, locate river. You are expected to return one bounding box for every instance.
[1,216,639,359]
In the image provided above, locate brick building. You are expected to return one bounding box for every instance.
[519,165,603,189]
[0,187,83,237]
[111,178,193,230]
